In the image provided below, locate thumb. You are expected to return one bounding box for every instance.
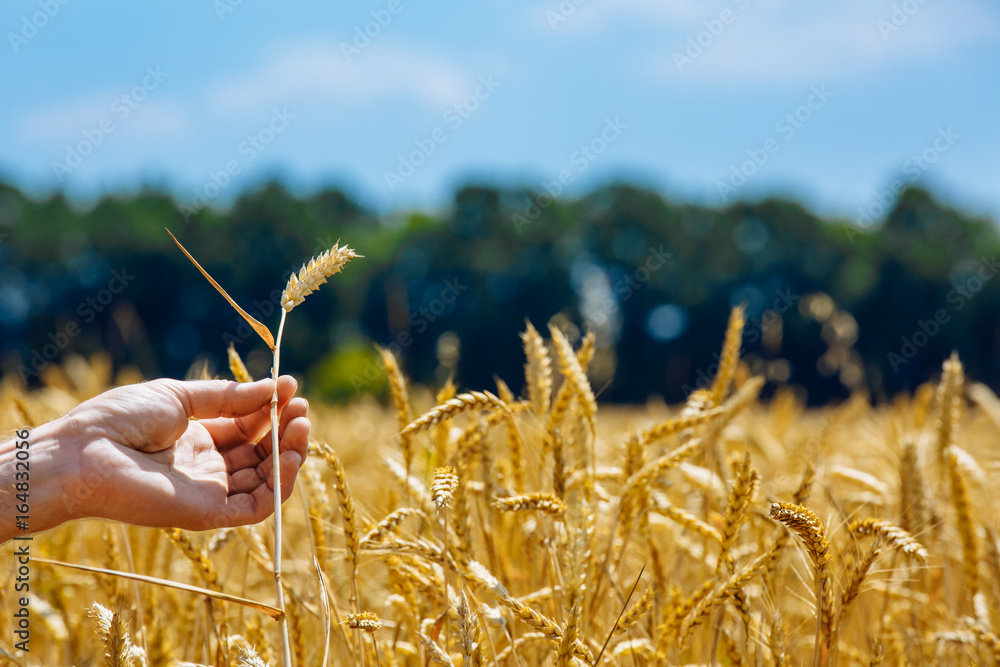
[160,377,289,420]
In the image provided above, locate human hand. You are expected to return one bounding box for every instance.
[0,376,309,541]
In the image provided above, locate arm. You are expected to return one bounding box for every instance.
[0,417,85,544]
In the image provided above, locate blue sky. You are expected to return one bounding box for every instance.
[2,0,998,222]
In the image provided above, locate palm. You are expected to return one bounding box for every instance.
[71,377,309,531]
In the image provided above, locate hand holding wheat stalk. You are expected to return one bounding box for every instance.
[168,230,360,667]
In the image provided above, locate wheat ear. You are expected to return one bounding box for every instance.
[710,305,746,406]
[768,501,835,666]
[280,241,360,312]
[402,391,508,437]
[521,319,552,415]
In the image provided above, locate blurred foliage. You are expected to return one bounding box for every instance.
[0,179,997,404]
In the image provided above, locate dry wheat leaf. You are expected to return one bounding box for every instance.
[167,228,275,350]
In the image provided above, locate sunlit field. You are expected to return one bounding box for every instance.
[2,310,999,666]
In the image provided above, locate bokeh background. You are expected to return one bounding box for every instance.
[2,1,999,405]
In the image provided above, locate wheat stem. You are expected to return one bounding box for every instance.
[270,308,292,667]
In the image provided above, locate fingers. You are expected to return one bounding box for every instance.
[219,397,308,472]
[162,376,297,421]
[203,377,299,449]
[252,399,309,457]
[221,413,310,523]
[221,450,304,526]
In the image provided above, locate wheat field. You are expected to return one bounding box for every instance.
[3,309,1000,666]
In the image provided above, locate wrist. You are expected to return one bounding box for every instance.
[0,415,88,543]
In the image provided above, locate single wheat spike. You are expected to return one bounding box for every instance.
[677,552,769,651]
[548,324,597,432]
[717,452,760,572]
[653,503,723,543]
[837,540,882,633]
[521,320,552,416]
[946,445,980,598]
[847,518,928,563]
[418,631,455,666]
[347,611,382,632]
[710,305,746,406]
[495,493,567,519]
[284,588,306,667]
[457,591,477,666]
[933,352,964,465]
[868,641,884,666]
[163,528,222,591]
[430,377,457,461]
[495,376,515,405]
[378,346,414,474]
[361,508,423,546]
[899,439,927,535]
[315,441,361,568]
[88,602,140,667]
[640,375,764,444]
[614,584,656,635]
[431,466,459,510]
[620,437,702,502]
[966,620,1000,664]
[402,391,507,437]
[228,343,253,382]
[767,502,835,654]
[769,612,788,667]
[236,643,270,667]
[245,616,272,666]
[281,241,360,312]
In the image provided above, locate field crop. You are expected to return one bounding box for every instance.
[2,308,1000,666]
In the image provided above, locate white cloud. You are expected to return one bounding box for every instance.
[207,40,470,114]
[651,1,1000,84]
[16,94,189,144]
[539,0,1000,83]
